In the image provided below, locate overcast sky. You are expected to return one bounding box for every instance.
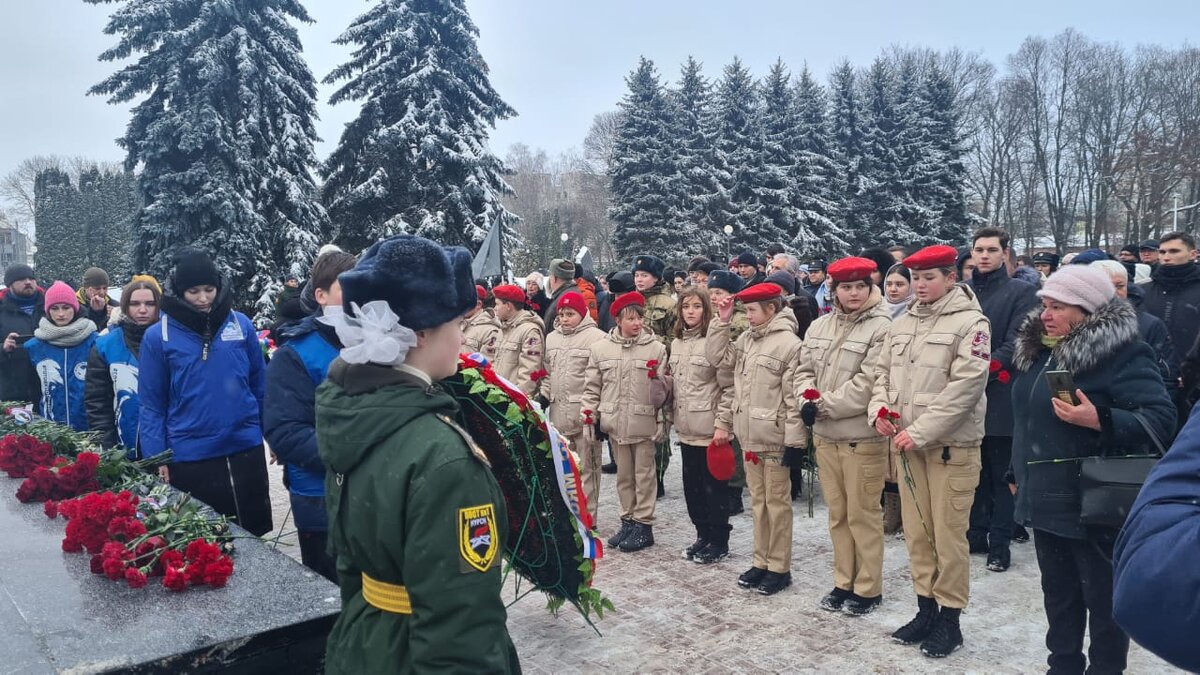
[1,0,1198,188]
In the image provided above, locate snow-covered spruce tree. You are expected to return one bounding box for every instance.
[827,61,871,250]
[860,58,921,248]
[609,57,680,262]
[322,0,518,258]
[78,166,136,281]
[665,56,723,260]
[709,57,770,253]
[912,62,972,245]
[85,0,327,311]
[756,61,798,254]
[33,168,86,284]
[790,66,848,258]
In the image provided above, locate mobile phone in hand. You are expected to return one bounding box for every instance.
[1045,370,1078,404]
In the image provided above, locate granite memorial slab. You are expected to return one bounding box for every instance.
[0,476,341,674]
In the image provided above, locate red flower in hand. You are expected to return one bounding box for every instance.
[997,370,1012,385]
[802,389,821,402]
[646,360,659,379]
[989,359,1001,374]
[582,409,594,425]
[744,451,761,465]
[877,406,901,421]
[530,369,548,382]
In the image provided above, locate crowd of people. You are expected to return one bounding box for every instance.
[2,225,1199,672]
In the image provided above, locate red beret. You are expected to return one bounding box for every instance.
[557,291,587,316]
[609,291,645,317]
[492,284,526,304]
[735,282,783,303]
[828,256,877,283]
[903,245,959,271]
[475,284,487,302]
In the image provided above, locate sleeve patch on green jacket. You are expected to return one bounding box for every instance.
[459,504,499,573]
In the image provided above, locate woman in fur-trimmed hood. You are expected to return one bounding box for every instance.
[1009,265,1175,675]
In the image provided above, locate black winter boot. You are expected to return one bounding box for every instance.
[693,543,729,565]
[682,537,708,561]
[737,566,767,589]
[843,593,882,616]
[892,595,939,645]
[986,545,1011,572]
[920,607,963,658]
[607,519,633,548]
[819,587,851,612]
[618,523,654,552]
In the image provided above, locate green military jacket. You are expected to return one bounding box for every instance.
[317,360,521,675]
[641,281,678,349]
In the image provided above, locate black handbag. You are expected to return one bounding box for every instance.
[1078,412,1166,530]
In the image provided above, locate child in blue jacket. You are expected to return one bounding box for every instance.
[139,249,272,535]
[24,281,97,430]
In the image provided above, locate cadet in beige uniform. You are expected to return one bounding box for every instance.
[632,254,678,497]
[463,284,502,362]
[712,282,804,596]
[581,292,668,553]
[541,292,607,522]
[795,257,892,617]
[869,244,990,659]
[491,284,545,397]
[670,286,732,565]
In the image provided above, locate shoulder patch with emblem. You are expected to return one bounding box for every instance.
[459,504,499,573]
[969,330,990,360]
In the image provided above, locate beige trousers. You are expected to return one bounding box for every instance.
[745,449,793,573]
[898,445,981,609]
[615,441,657,525]
[816,438,888,597]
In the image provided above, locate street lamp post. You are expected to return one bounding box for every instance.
[723,225,733,260]
[560,232,570,259]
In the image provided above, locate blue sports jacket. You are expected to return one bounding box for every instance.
[89,327,142,452]
[25,331,96,431]
[138,309,265,462]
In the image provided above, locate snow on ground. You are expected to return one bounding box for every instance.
[263,446,1181,673]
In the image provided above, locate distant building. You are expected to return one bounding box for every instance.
[0,227,30,269]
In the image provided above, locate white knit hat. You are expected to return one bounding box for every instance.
[1038,265,1115,313]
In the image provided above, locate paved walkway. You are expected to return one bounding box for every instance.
[262,446,1179,673]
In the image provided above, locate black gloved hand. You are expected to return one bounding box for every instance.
[781,446,803,468]
[800,401,818,427]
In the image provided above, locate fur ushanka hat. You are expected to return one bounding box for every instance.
[338,234,476,331]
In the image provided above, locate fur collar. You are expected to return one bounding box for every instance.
[1013,298,1139,375]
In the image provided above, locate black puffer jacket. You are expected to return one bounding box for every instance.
[0,290,45,408]
[969,266,1039,436]
[1010,299,1176,540]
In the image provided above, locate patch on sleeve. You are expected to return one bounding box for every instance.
[458,504,499,573]
[970,330,990,360]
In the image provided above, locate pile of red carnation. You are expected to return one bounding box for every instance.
[50,490,234,591]
[15,452,101,503]
[0,433,55,478]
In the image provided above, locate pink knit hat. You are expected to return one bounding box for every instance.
[44,281,80,313]
[1037,265,1115,314]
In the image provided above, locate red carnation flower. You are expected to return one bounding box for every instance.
[744,451,761,465]
[530,369,548,382]
[43,500,58,519]
[163,566,189,592]
[877,406,901,421]
[802,389,821,402]
[125,567,148,589]
[997,370,1012,385]
[989,359,1001,374]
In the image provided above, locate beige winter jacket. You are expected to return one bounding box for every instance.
[581,328,668,445]
[795,287,891,443]
[463,308,502,362]
[869,285,991,449]
[712,307,804,451]
[669,326,731,446]
[495,309,545,397]
[541,315,606,437]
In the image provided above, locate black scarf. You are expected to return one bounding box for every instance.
[1150,262,1200,289]
[120,319,151,358]
[161,284,234,347]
